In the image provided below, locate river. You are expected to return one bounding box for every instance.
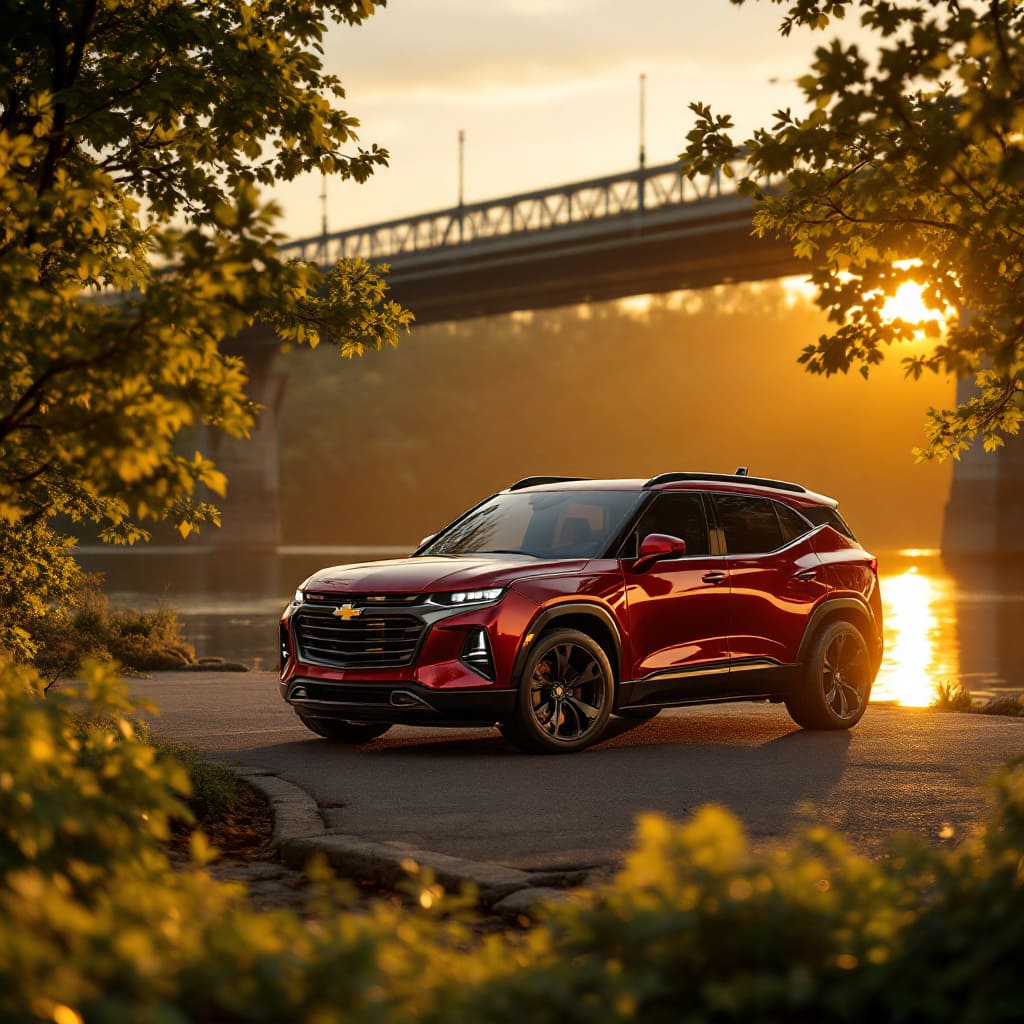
[97,547,1023,707]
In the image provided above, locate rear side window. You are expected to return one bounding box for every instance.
[620,492,710,558]
[775,501,812,543]
[802,506,857,540]
[713,494,784,554]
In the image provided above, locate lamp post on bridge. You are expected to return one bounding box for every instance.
[637,73,647,213]
[458,128,465,244]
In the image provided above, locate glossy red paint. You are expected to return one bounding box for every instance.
[723,536,827,664]
[620,553,731,676]
[279,472,884,751]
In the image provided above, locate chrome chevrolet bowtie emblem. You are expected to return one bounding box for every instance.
[333,603,362,620]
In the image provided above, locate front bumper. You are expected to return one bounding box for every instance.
[280,676,517,726]
[279,587,540,727]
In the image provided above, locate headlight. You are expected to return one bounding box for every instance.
[293,589,305,605]
[429,587,505,607]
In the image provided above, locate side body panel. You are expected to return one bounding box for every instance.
[725,536,828,665]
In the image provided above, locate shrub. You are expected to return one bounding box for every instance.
[154,737,250,833]
[28,575,196,679]
[0,658,453,1023]
[3,655,1024,1022]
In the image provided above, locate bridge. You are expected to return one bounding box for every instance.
[79,158,1023,576]
[201,156,808,566]
[277,158,802,323]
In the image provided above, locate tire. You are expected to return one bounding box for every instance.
[501,628,614,754]
[785,620,872,730]
[296,714,392,744]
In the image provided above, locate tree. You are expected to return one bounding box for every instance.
[681,0,1024,460]
[0,0,411,658]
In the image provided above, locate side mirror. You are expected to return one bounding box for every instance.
[633,533,687,573]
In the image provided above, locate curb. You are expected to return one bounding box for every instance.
[234,764,581,913]
[233,765,325,848]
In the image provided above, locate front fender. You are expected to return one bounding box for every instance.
[510,601,624,686]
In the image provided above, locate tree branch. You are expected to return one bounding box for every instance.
[38,0,98,197]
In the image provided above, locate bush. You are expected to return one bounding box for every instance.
[3,655,1024,1022]
[0,658,450,1023]
[28,575,196,679]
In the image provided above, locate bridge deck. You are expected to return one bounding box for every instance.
[278,159,802,322]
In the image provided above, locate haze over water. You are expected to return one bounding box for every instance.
[83,284,1022,709]
[100,545,1022,711]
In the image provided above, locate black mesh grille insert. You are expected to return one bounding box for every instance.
[294,606,425,668]
[300,683,395,705]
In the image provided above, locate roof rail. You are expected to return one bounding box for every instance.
[644,472,807,494]
[508,475,590,491]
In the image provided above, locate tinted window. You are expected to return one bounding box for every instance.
[714,494,784,554]
[802,506,857,540]
[420,490,641,559]
[620,492,710,558]
[775,501,812,543]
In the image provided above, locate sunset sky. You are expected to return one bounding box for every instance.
[273,0,871,239]
[265,0,954,550]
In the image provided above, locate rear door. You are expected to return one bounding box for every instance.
[711,493,827,670]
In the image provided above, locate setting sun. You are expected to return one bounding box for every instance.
[881,280,942,329]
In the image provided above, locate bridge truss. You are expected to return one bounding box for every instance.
[279,157,753,265]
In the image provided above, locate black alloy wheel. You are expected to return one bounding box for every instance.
[296,715,392,744]
[785,620,871,730]
[501,628,613,753]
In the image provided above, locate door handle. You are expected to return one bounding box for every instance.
[793,568,817,582]
[702,571,727,585]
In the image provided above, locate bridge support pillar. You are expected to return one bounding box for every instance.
[211,331,285,556]
[194,323,288,589]
[942,376,1024,559]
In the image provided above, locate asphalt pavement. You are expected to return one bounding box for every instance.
[136,671,1024,874]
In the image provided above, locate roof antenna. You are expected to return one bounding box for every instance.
[735,466,749,476]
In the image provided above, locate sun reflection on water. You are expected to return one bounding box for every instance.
[873,565,956,707]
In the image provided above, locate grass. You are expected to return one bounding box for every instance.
[932,681,1024,717]
[153,738,273,857]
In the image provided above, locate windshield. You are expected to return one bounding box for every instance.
[419,490,642,559]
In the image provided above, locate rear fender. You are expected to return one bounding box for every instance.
[797,598,883,677]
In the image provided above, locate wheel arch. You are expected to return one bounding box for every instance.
[797,598,882,677]
[510,601,623,687]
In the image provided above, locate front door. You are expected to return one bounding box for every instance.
[620,492,731,699]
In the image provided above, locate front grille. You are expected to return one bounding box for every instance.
[294,606,425,668]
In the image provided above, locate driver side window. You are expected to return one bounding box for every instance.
[619,492,710,559]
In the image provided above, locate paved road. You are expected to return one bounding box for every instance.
[137,672,1024,871]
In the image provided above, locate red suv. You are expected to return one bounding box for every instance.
[279,472,883,754]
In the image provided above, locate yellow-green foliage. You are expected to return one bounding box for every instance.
[0,0,412,662]
[3,655,1024,1023]
[0,658,458,1023]
[682,0,1024,459]
[29,577,197,678]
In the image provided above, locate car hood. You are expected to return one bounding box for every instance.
[302,554,583,594]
